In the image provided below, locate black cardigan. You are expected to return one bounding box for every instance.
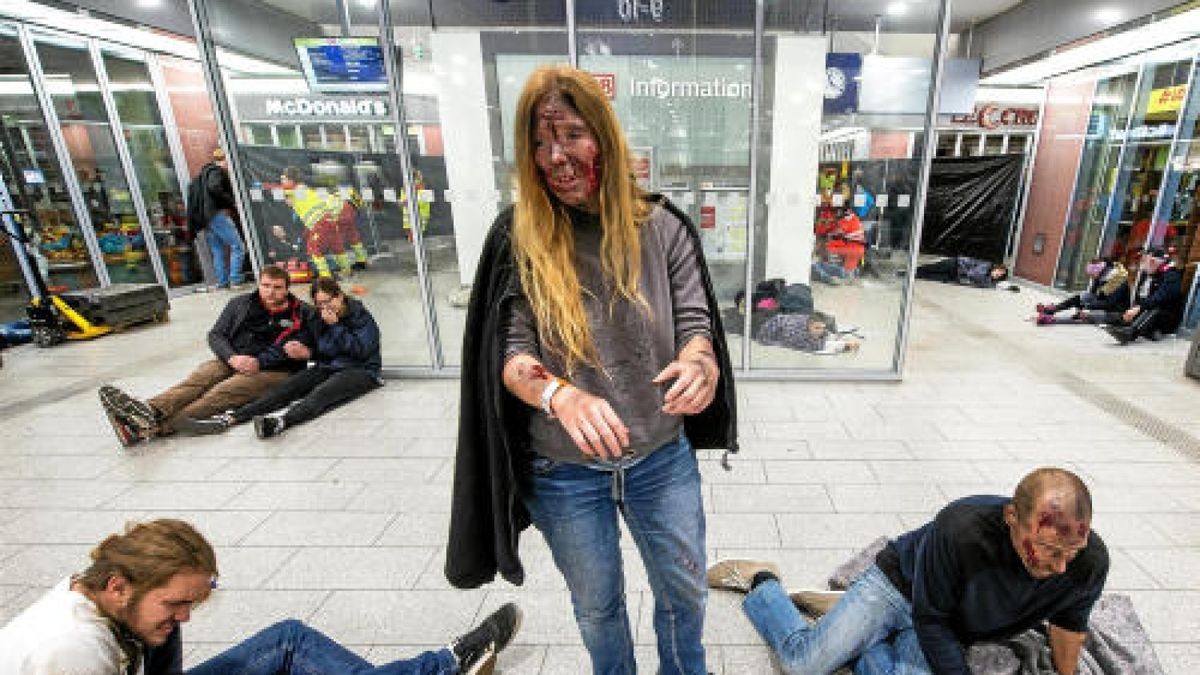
[445,196,739,588]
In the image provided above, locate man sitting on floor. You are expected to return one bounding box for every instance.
[0,518,520,674]
[98,265,317,447]
[179,276,383,439]
[709,467,1108,675]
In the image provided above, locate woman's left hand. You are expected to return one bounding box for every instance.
[653,358,717,416]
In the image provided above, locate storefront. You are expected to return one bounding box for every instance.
[1016,40,1200,332]
[0,4,221,326]
[181,0,960,378]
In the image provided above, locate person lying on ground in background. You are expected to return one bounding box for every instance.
[913,255,1017,291]
[708,467,1107,675]
[1035,257,1129,326]
[178,276,382,439]
[98,265,317,448]
[0,518,521,675]
[1104,246,1184,345]
[756,311,860,354]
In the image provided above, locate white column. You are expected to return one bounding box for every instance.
[432,31,498,286]
[765,36,826,284]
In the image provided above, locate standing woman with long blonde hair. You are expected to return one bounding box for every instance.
[447,65,738,674]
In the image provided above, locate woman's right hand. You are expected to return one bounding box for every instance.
[551,385,630,460]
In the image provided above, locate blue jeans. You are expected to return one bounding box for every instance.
[742,565,931,675]
[207,212,245,286]
[811,261,855,285]
[522,434,708,675]
[188,619,458,674]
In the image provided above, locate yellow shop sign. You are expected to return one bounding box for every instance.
[1147,84,1187,115]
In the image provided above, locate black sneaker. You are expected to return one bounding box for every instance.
[98,385,158,433]
[253,414,285,439]
[352,260,368,271]
[452,603,522,674]
[106,412,144,449]
[173,414,234,436]
[1104,325,1135,345]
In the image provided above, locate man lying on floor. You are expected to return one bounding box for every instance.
[709,467,1108,675]
[0,518,521,675]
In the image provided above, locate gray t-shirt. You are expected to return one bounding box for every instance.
[502,202,712,464]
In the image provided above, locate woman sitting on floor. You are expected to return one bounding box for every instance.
[178,276,382,438]
[1034,257,1129,326]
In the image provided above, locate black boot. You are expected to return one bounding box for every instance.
[452,603,522,675]
[1104,325,1136,345]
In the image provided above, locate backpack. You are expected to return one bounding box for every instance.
[778,283,814,314]
[186,166,211,232]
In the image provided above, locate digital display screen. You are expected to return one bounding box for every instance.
[294,37,388,93]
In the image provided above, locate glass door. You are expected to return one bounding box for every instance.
[101,45,203,288]
[0,23,100,296]
[30,31,159,285]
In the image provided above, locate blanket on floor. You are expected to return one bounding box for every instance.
[824,537,1164,675]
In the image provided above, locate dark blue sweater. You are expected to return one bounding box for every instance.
[875,496,1108,675]
[316,298,382,374]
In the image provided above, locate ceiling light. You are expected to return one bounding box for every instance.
[887,2,907,16]
[1094,8,1122,25]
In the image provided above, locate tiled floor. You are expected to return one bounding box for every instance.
[0,280,1197,673]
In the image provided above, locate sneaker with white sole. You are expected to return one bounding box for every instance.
[253,414,285,438]
[706,559,782,594]
[452,603,522,675]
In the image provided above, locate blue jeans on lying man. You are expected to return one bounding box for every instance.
[742,565,932,675]
[522,433,708,675]
[188,619,458,674]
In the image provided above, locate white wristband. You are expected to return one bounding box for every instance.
[539,378,565,417]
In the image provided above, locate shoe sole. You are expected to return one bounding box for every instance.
[105,411,143,448]
[99,386,157,432]
[253,416,268,439]
[464,648,496,675]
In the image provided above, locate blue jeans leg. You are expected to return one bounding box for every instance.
[523,457,636,675]
[187,619,458,675]
[742,566,926,675]
[207,213,245,286]
[522,436,708,674]
[620,436,708,675]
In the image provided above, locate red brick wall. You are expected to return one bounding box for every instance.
[1014,77,1095,285]
[159,56,219,178]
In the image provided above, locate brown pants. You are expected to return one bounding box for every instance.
[149,359,290,430]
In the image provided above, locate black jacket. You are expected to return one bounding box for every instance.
[1136,264,1184,330]
[207,291,318,373]
[198,162,236,225]
[316,298,382,374]
[445,195,738,589]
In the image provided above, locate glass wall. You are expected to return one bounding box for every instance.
[190,0,950,375]
[0,23,100,303]
[101,46,202,288]
[1055,43,1200,330]
[31,31,160,285]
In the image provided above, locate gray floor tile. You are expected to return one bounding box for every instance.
[241,511,394,546]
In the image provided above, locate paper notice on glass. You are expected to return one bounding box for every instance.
[294,187,308,200]
[361,188,374,201]
[338,187,351,200]
[248,188,264,202]
[271,188,285,201]
[876,194,889,208]
[831,194,845,207]
[853,193,866,207]
[418,189,434,203]
[382,188,397,203]
[315,188,329,199]
[897,194,911,208]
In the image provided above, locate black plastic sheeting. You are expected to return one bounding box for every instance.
[920,154,1023,263]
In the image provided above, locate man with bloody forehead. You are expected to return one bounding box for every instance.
[708,467,1108,674]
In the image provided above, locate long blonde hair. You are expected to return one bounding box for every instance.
[75,519,218,604]
[512,65,650,375]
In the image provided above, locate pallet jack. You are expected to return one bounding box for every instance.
[0,121,112,347]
